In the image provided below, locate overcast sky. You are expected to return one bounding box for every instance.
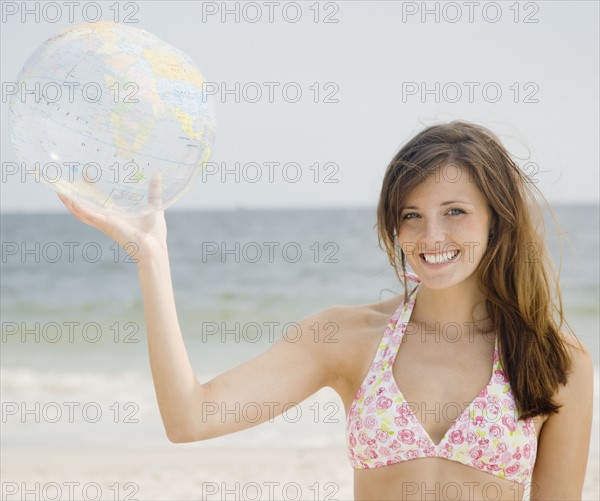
[1,0,598,212]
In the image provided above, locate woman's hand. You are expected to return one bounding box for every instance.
[57,173,167,265]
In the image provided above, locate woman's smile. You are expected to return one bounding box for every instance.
[419,249,461,266]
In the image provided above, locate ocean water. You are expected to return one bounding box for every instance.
[1,205,598,449]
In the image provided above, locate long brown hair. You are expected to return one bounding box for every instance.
[376,120,585,420]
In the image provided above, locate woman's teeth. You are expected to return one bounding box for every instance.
[421,250,459,264]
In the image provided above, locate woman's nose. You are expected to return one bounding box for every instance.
[419,220,448,252]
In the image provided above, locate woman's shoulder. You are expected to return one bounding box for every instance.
[556,329,593,381]
[310,295,406,373]
[552,329,594,402]
[318,295,405,339]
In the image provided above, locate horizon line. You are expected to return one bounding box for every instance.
[1,201,598,216]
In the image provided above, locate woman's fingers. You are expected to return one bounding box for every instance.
[57,193,108,230]
[148,171,163,210]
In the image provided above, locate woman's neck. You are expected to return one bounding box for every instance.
[411,278,492,338]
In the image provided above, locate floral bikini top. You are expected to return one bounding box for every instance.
[346,273,538,485]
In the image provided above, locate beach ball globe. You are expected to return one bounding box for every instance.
[8,21,215,216]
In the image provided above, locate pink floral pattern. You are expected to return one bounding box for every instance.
[346,272,538,486]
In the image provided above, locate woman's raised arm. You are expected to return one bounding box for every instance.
[58,187,347,443]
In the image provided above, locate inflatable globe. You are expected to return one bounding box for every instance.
[9,21,215,216]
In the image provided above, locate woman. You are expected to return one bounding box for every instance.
[59,120,593,500]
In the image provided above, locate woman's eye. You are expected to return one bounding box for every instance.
[402,208,464,219]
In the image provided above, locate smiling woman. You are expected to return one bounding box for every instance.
[370,120,593,500]
[58,120,593,501]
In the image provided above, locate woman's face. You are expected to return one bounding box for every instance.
[397,164,493,290]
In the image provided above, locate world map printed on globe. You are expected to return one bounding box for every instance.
[9,20,216,215]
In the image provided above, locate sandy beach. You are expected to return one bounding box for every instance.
[1,446,354,500]
[1,445,598,500]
